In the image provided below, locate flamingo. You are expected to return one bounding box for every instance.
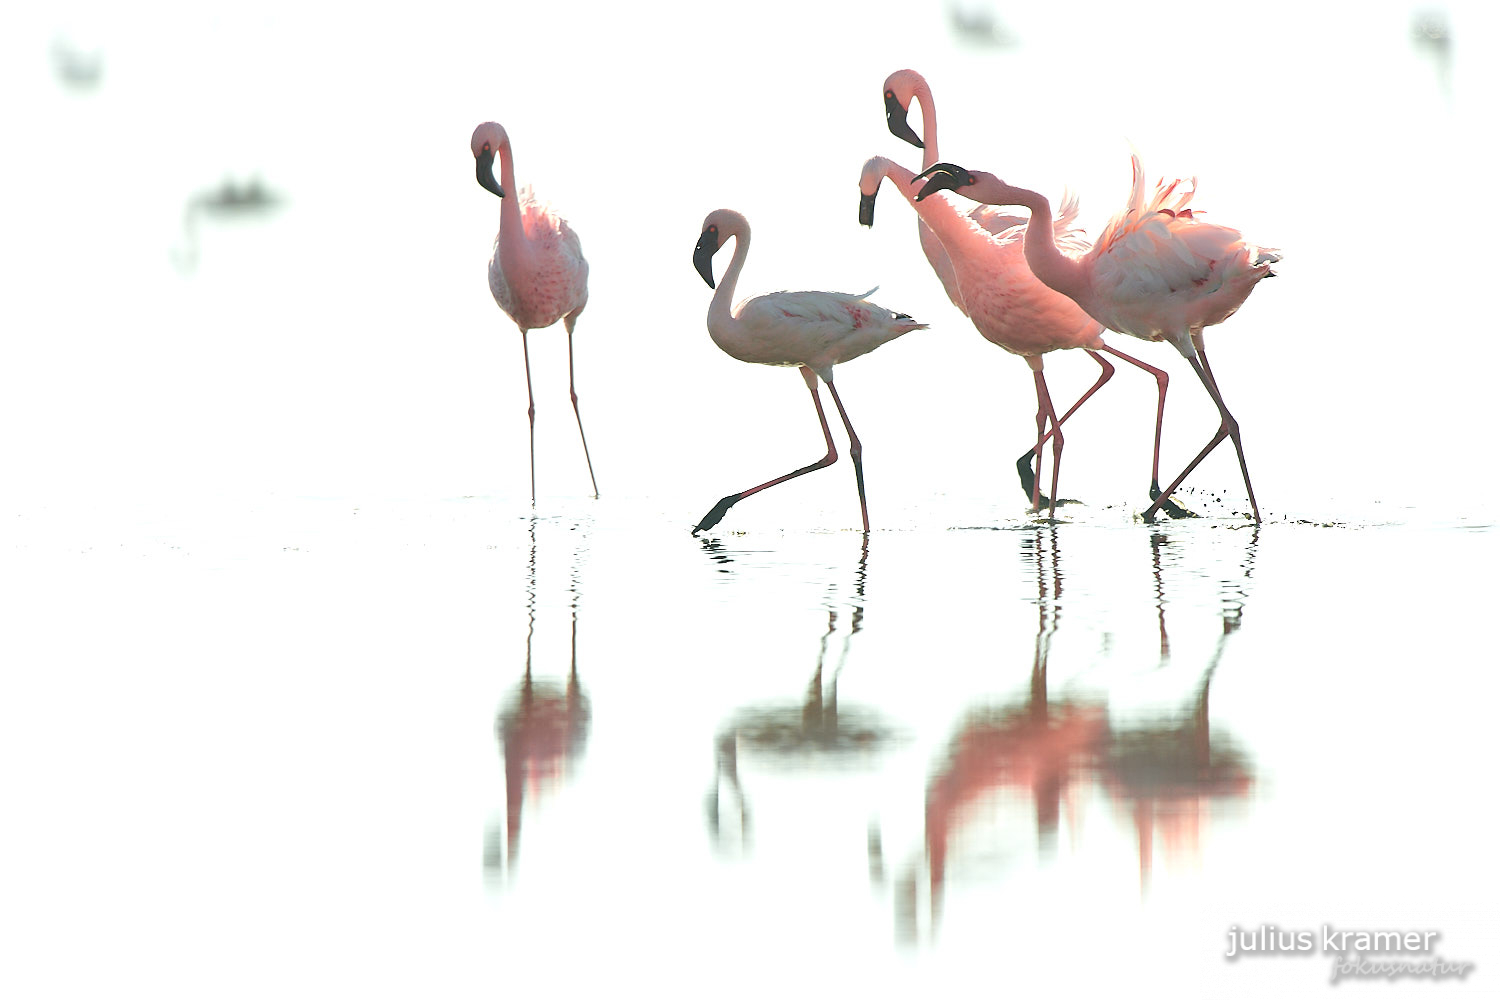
[915,156,1280,521]
[860,156,1177,517]
[691,209,927,533]
[880,70,1177,514]
[470,121,599,503]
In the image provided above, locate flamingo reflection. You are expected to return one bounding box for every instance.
[706,540,897,856]
[909,526,1106,937]
[485,519,591,883]
[1102,527,1258,893]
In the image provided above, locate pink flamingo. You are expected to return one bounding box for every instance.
[915,156,1280,521]
[860,156,1176,517]
[691,209,927,533]
[881,69,1025,314]
[470,121,599,503]
[879,70,1177,514]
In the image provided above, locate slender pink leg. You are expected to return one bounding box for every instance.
[1016,351,1113,504]
[823,378,869,532]
[1029,360,1062,518]
[1192,337,1260,521]
[1096,344,1190,518]
[1143,339,1260,522]
[521,329,536,505]
[692,365,838,534]
[563,314,600,498]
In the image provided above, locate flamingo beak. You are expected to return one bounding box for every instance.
[858,190,877,227]
[693,231,718,289]
[475,145,505,198]
[913,162,972,202]
[884,91,923,149]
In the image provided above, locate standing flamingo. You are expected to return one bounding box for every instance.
[880,70,1178,513]
[691,209,927,533]
[914,156,1280,521]
[471,121,599,503]
[860,156,1178,518]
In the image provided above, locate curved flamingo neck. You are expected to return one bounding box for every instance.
[495,142,531,272]
[912,77,939,168]
[709,225,750,330]
[1009,185,1088,303]
[878,158,986,253]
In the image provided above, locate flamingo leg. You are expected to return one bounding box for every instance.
[823,378,870,532]
[1095,344,1191,519]
[1029,362,1062,519]
[521,329,536,505]
[1193,337,1260,522]
[564,314,600,499]
[1016,350,1113,506]
[692,365,839,534]
[1143,340,1260,523]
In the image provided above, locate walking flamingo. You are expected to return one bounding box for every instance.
[470,121,599,503]
[691,209,927,533]
[880,70,1177,513]
[914,156,1280,521]
[860,156,1178,517]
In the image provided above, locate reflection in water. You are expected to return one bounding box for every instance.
[893,525,1263,941]
[1103,527,1258,893]
[907,527,1106,941]
[706,539,896,856]
[484,518,591,883]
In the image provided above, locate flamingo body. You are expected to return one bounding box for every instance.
[690,209,926,532]
[913,154,1281,521]
[861,154,1179,514]
[470,121,598,501]
[875,70,1183,515]
[712,286,921,379]
[485,185,589,332]
[1085,160,1280,356]
[882,69,1023,315]
[866,158,1100,357]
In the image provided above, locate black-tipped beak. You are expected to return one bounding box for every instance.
[913,162,972,202]
[884,90,923,149]
[475,145,505,198]
[858,190,877,228]
[693,230,718,289]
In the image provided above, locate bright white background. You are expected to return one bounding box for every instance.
[3,2,1497,998]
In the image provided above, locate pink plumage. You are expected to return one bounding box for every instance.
[914,152,1281,522]
[471,122,598,503]
[872,71,1180,516]
[690,208,927,533]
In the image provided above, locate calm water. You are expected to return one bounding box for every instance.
[5,2,1499,997]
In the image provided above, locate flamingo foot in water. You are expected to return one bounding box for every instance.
[1147,481,1196,520]
[693,495,740,535]
[1015,451,1082,508]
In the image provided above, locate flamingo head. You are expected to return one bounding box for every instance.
[913,162,1009,205]
[693,210,733,289]
[470,121,509,199]
[857,156,894,228]
[882,69,925,149]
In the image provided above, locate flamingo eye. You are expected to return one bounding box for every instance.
[708,224,718,234]
[884,90,895,100]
